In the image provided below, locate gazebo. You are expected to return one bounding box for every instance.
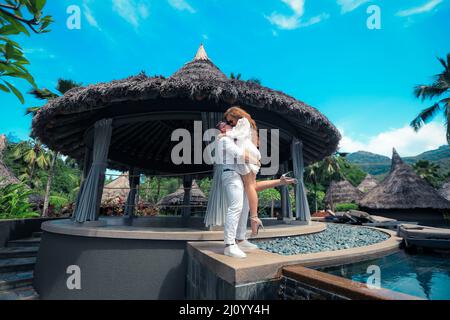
[31,45,341,299]
[357,174,379,193]
[360,149,450,215]
[325,180,364,209]
[31,45,341,224]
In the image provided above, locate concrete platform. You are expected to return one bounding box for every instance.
[41,218,326,241]
[187,228,401,286]
[34,217,325,299]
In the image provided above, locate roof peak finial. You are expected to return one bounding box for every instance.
[194,43,209,61]
[391,148,403,170]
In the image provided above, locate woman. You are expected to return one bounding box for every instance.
[222,107,264,236]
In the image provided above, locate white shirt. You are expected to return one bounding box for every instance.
[215,136,247,175]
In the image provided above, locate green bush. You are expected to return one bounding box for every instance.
[0,183,40,220]
[335,203,359,212]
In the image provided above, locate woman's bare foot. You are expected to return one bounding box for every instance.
[280,176,297,185]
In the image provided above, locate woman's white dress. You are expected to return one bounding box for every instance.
[226,117,261,175]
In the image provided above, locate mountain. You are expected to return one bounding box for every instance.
[347,145,450,177]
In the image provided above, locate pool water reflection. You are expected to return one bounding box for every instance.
[319,251,450,300]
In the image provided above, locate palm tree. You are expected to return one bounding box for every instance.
[411,54,450,143]
[305,154,344,212]
[13,139,50,189]
[412,160,441,187]
[27,78,82,216]
[230,72,242,80]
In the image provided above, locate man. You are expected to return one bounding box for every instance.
[216,121,256,258]
[216,122,296,259]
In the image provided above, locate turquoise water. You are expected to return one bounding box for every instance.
[320,251,450,300]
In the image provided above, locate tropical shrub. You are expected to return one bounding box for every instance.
[334,203,359,212]
[0,183,39,219]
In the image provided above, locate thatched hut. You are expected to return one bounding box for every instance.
[325,180,364,208]
[438,179,450,201]
[357,174,379,193]
[101,173,130,204]
[158,181,207,215]
[30,44,341,223]
[359,149,450,225]
[0,134,21,187]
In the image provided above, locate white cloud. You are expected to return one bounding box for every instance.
[396,0,443,17]
[112,0,150,27]
[83,1,101,30]
[336,0,370,14]
[267,0,328,30]
[338,122,447,157]
[168,0,196,13]
[299,13,330,27]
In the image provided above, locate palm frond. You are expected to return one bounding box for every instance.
[414,84,448,100]
[438,56,448,70]
[56,79,82,95]
[28,88,58,100]
[25,107,41,116]
[410,103,442,131]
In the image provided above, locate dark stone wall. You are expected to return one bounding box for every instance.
[0,217,62,247]
[279,276,349,300]
[186,252,281,300]
[33,232,188,300]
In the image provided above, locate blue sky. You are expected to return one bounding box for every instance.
[1,0,449,157]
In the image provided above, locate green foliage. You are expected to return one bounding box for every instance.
[0,182,39,219]
[49,193,69,211]
[3,140,82,203]
[335,203,359,212]
[0,0,53,103]
[139,176,180,205]
[336,157,366,187]
[306,188,325,212]
[197,178,211,197]
[413,160,442,187]
[410,54,450,143]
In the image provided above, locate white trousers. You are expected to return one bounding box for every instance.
[222,171,250,245]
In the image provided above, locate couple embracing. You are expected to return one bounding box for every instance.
[204,107,297,259]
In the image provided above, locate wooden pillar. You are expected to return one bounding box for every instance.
[182,175,193,219]
[125,168,140,217]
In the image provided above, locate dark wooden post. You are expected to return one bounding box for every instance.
[182,175,193,219]
[125,168,141,218]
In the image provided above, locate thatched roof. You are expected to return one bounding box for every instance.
[360,149,450,210]
[158,181,207,208]
[438,179,450,201]
[101,173,130,203]
[357,174,379,193]
[31,45,340,174]
[325,180,364,205]
[0,134,21,187]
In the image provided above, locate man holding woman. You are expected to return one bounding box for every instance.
[204,106,296,259]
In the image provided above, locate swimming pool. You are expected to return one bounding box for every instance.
[319,251,450,300]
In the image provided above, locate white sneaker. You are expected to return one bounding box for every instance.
[237,240,258,251]
[224,244,247,259]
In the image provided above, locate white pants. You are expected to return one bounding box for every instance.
[222,171,250,245]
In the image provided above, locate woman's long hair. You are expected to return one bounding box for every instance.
[224,106,259,146]
[224,106,257,131]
